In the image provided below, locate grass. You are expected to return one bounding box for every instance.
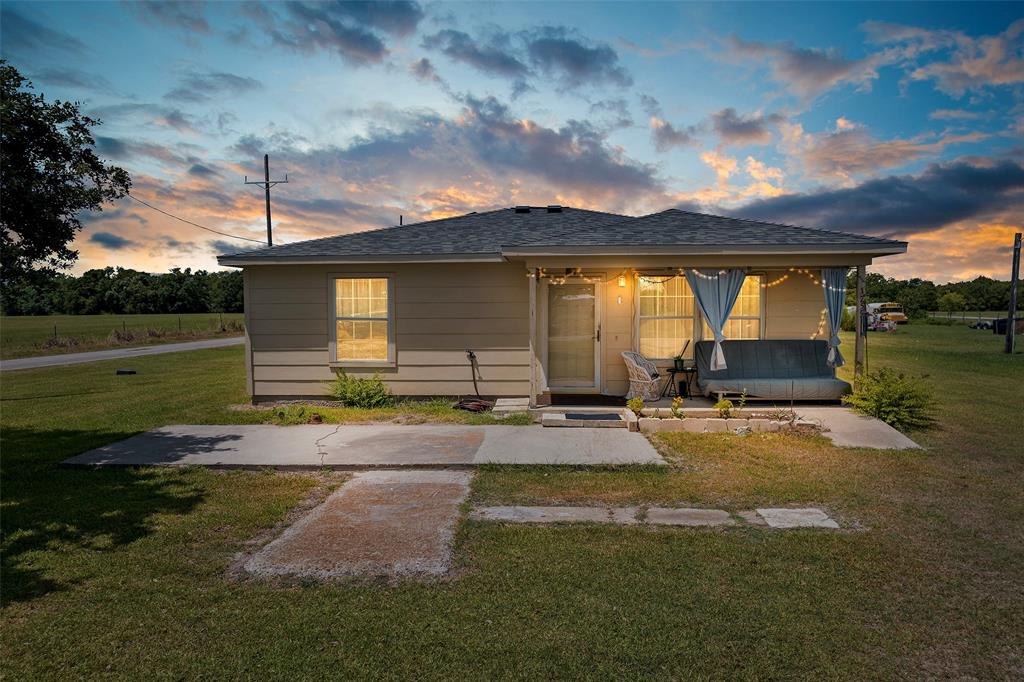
[2,324,1023,678]
[0,313,245,359]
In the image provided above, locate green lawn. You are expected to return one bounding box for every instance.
[2,325,1022,679]
[0,313,245,359]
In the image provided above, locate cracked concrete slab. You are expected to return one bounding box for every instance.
[470,506,631,524]
[63,424,664,468]
[245,470,472,579]
[756,508,840,529]
[645,507,735,526]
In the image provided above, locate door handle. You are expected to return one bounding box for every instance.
[595,324,601,342]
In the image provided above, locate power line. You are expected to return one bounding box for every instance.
[125,193,267,244]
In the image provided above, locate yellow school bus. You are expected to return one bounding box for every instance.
[867,302,908,324]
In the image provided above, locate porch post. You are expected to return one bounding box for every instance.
[854,265,866,388]
[528,267,538,407]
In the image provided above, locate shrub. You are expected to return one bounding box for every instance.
[714,398,733,419]
[842,367,935,431]
[627,396,645,416]
[840,306,856,332]
[670,396,684,419]
[330,372,395,408]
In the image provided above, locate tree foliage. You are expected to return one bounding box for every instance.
[846,272,1021,317]
[0,61,131,285]
[1,267,243,315]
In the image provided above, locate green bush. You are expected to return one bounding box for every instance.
[842,367,935,431]
[627,396,645,416]
[840,306,856,332]
[329,372,395,408]
[714,398,733,419]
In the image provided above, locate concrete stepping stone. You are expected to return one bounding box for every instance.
[245,470,472,579]
[471,505,633,524]
[646,507,734,526]
[755,507,839,529]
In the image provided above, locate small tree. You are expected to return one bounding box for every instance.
[937,292,968,313]
[0,61,130,287]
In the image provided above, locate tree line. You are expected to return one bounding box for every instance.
[846,272,1022,318]
[1,267,243,316]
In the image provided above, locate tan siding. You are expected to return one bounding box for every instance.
[245,263,530,398]
[764,270,827,340]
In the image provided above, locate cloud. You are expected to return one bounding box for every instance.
[650,117,699,152]
[29,67,117,94]
[780,120,987,182]
[421,25,631,92]
[410,57,441,82]
[864,19,1024,97]
[724,35,883,100]
[0,6,87,56]
[590,98,633,129]
[95,136,192,166]
[929,109,982,120]
[701,149,738,187]
[188,163,221,178]
[209,239,244,255]
[88,232,138,250]
[733,159,1024,237]
[267,1,424,65]
[165,70,262,103]
[421,29,530,81]
[128,1,210,33]
[638,94,662,117]
[711,108,784,145]
[91,103,201,135]
[523,26,632,88]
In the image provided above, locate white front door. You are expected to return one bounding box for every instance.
[546,282,600,390]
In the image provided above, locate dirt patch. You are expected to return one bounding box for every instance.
[243,470,473,581]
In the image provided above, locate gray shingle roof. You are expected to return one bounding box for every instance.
[218,205,905,263]
[516,209,906,248]
[218,207,624,261]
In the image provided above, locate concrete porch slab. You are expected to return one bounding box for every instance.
[245,470,472,578]
[63,424,665,468]
[796,407,921,449]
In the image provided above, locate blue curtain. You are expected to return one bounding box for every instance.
[685,268,746,371]
[822,267,848,368]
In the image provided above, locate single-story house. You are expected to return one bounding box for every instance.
[217,207,907,405]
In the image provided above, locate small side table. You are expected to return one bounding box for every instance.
[679,367,698,398]
[660,368,682,398]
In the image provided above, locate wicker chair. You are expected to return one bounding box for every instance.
[621,351,662,401]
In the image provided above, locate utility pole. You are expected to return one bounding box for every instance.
[244,154,288,246]
[1006,232,1021,354]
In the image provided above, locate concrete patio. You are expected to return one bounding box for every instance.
[63,424,666,469]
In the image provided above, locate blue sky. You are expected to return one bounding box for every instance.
[2,1,1022,282]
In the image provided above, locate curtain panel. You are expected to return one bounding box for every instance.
[821,267,848,368]
[684,268,746,371]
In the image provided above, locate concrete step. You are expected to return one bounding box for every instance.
[541,411,627,428]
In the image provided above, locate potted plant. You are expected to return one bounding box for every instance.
[672,339,690,371]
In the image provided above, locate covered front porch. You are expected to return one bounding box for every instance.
[519,256,869,408]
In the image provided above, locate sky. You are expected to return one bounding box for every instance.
[2,1,1022,283]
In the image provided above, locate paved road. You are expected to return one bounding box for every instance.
[63,424,666,468]
[0,336,244,371]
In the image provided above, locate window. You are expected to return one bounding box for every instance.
[332,277,392,363]
[638,276,695,359]
[702,274,763,340]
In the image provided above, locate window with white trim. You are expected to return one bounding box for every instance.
[701,274,764,340]
[638,275,695,359]
[333,277,391,362]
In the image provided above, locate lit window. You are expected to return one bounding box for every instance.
[702,275,763,340]
[333,277,390,362]
[638,276,695,359]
